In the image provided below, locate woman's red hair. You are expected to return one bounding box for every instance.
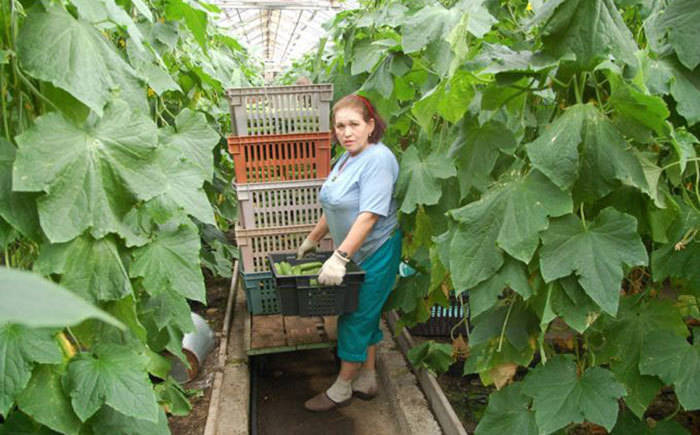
[331,94,386,144]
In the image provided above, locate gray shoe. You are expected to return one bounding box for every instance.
[304,392,352,412]
[352,385,377,400]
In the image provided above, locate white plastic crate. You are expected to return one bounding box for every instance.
[235,179,325,229]
[225,84,332,136]
[235,224,334,273]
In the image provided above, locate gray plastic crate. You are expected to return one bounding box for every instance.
[234,224,334,273]
[234,179,325,229]
[225,84,333,136]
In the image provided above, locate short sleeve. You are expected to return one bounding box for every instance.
[358,150,397,217]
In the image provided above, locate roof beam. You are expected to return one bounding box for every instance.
[214,1,344,10]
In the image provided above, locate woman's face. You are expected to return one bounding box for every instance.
[334,107,375,156]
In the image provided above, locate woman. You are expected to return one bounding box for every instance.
[296,94,402,412]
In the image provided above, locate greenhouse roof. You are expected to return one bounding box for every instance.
[212,0,360,78]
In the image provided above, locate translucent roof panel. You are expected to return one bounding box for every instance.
[212,1,360,80]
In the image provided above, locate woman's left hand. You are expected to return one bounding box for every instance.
[318,251,350,285]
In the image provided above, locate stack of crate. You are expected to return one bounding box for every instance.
[226,84,335,315]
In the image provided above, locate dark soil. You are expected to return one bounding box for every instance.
[413,331,700,434]
[168,276,231,435]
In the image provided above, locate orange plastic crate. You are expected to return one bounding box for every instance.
[227,132,331,183]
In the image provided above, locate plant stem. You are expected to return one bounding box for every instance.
[663,399,682,422]
[13,64,58,112]
[497,298,515,352]
[66,327,84,352]
[573,73,582,104]
[660,157,700,171]
[591,72,605,109]
[694,161,700,205]
[580,203,587,230]
[0,68,10,142]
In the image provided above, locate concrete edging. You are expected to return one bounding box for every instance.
[384,310,468,435]
[376,319,443,434]
[204,262,250,435]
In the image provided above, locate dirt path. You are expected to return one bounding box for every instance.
[253,348,401,435]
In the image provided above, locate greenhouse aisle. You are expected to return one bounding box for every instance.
[252,349,400,435]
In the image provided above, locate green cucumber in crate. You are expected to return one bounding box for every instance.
[273,260,323,275]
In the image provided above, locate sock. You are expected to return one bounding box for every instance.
[326,376,352,403]
[351,368,377,393]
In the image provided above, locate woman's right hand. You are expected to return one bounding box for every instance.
[296,236,318,259]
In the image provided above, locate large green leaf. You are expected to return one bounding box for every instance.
[35,235,133,303]
[445,0,497,65]
[411,70,474,129]
[474,383,538,435]
[574,106,650,203]
[522,356,626,434]
[165,0,208,51]
[450,121,517,198]
[0,139,41,241]
[589,297,687,417]
[647,0,700,70]
[670,128,698,173]
[539,207,648,315]
[527,104,649,201]
[126,40,181,96]
[385,273,431,314]
[0,267,123,329]
[548,276,600,333]
[64,344,159,422]
[159,108,219,184]
[644,57,700,126]
[526,104,585,190]
[611,407,690,435]
[407,341,454,374]
[465,301,538,378]
[17,4,145,117]
[0,410,59,434]
[89,406,170,435]
[608,75,670,136]
[639,332,700,410]
[350,39,391,75]
[13,101,165,243]
[17,365,81,435]
[138,289,195,333]
[401,4,460,54]
[0,324,62,417]
[146,141,215,225]
[129,220,206,302]
[534,0,638,70]
[396,146,456,214]
[439,170,571,291]
[470,256,531,319]
[468,43,558,74]
[652,204,700,296]
[72,0,145,52]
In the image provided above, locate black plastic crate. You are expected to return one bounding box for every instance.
[268,252,365,316]
[408,294,469,337]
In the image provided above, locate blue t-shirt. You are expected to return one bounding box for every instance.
[319,142,399,264]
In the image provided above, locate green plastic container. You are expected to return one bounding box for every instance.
[240,270,280,315]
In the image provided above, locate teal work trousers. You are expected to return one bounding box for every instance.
[337,230,402,362]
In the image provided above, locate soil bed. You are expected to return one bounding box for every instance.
[168,275,230,435]
[412,332,700,434]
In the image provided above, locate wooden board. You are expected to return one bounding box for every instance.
[323,316,338,341]
[284,316,324,345]
[250,315,286,349]
[248,314,337,355]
